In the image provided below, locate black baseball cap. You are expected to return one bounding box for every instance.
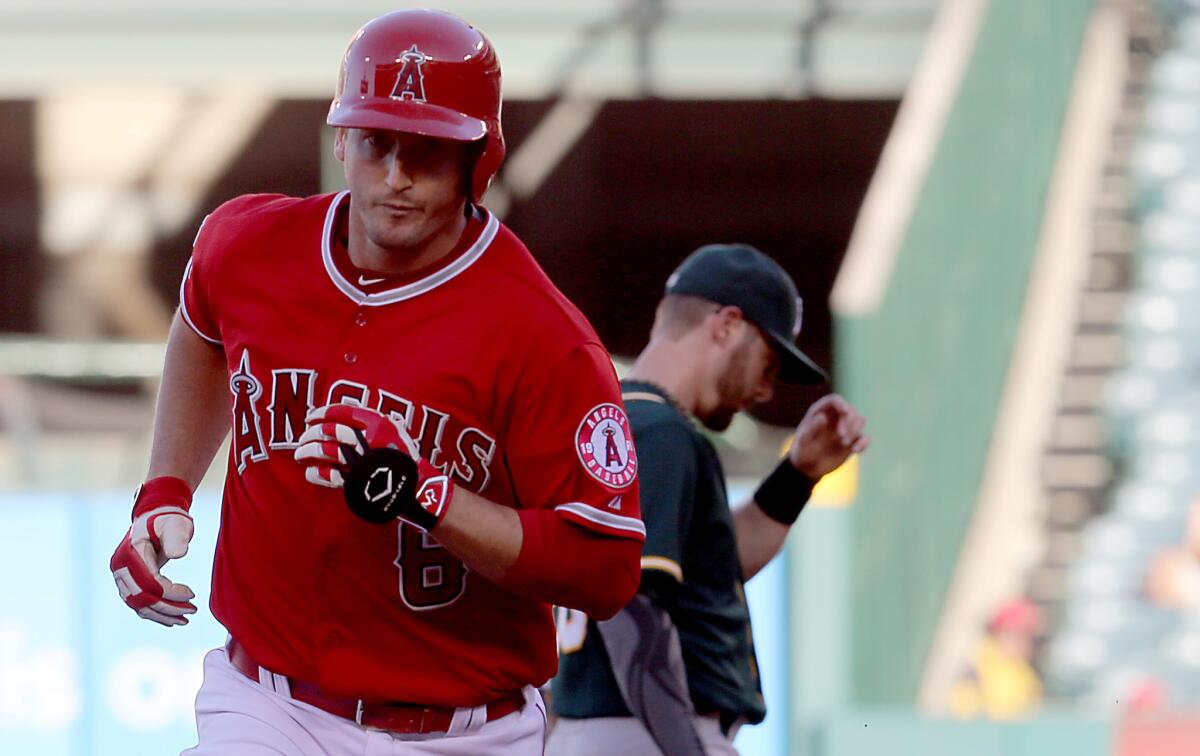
[665,243,829,385]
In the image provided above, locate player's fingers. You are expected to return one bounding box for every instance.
[153,593,196,614]
[299,422,364,455]
[132,539,165,576]
[306,404,370,429]
[160,534,190,561]
[824,393,852,412]
[137,605,189,627]
[837,415,856,446]
[831,405,864,445]
[331,423,365,449]
[811,394,841,417]
[158,577,196,605]
[800,406,830,436]
[304,465,344,489]
[297,422,329,446]
[852,434,871,454]
[295,439,346,466]
[152,514,194,560]
[847,413,867,440]
[113,564,158,606]
[114,539,162,588]
[151,597,196,617]
[298,421,347,446]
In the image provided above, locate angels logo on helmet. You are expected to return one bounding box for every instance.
[390,44,428,102]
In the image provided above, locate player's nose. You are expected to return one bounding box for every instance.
[384,154,415,192]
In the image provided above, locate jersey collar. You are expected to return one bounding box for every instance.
[620,379,697,424]
[320,190,499,307]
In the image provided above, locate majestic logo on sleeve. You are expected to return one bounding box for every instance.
[575,403,637,489]
[390,44,427,102]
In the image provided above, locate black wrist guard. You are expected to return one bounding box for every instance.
[753,460,816,525]
[341,447,430,527]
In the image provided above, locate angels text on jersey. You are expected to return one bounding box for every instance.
[228,349,497,491]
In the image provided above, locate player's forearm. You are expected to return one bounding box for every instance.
[434,499,640,618]
[146,312,231,490]
[734,460,817,579]
[429,487,523,580]
[732,500,791,580]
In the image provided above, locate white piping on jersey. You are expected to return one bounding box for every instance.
[178,258,223,345]
[320,190,500,307]
[640,556,683,582]
[555,502,647,538]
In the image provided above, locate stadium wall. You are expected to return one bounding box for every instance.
[836,0,1097,703]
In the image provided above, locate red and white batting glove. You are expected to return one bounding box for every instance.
[109,476,197,627]
[295,404,454,531]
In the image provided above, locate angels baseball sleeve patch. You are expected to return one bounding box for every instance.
[575,403,638,489]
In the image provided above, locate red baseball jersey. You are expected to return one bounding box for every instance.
[180,191,643,706]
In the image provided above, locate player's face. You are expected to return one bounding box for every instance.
[704,325,779,431]
[338,128,470,257]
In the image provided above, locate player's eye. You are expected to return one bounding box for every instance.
[362,132,391,153]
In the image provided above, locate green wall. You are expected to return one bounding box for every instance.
[840,0,1096,703]
[820,708,1111,756]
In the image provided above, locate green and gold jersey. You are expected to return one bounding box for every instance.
[552,380,766,724]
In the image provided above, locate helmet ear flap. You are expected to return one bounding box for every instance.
[471,122,505,202]
[463,139,488,201]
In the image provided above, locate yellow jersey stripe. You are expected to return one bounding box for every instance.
[640,556,683,582]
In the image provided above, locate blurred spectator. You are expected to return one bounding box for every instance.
[1146,546,1200,609]
[1146,496,1200,610]
[948,598,1043,719]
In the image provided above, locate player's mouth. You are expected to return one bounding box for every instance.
[379,202,420,216]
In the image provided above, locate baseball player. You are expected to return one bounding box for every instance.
[107,10,644,754]
[548,245,869,755]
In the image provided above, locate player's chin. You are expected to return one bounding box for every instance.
[702,408,736,433]
[367,220,430,253]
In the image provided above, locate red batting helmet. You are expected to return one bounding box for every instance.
[327,9,505,202]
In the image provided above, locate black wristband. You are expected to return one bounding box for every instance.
[753,459,816,525]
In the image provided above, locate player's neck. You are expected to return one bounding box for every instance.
[628,339,705,418]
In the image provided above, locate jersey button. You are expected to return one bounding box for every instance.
[326,630,345,648]
[354,312,368,327]
[320,548,339,569]
[344,352,357,365]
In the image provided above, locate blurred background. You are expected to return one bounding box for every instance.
[1,0,1196,753]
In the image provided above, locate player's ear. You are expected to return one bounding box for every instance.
[333,128,347,162]
[711,305,744,346]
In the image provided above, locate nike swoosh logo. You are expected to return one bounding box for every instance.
[358,275,386,286]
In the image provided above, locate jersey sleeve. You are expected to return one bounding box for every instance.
[503,342,645,542]
[626,418,697,588]
[178,213,222,345]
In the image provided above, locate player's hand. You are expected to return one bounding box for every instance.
[788,394,869,480]
[295,404,453,529]
[294,403,421,488]
[110,504,197,627]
